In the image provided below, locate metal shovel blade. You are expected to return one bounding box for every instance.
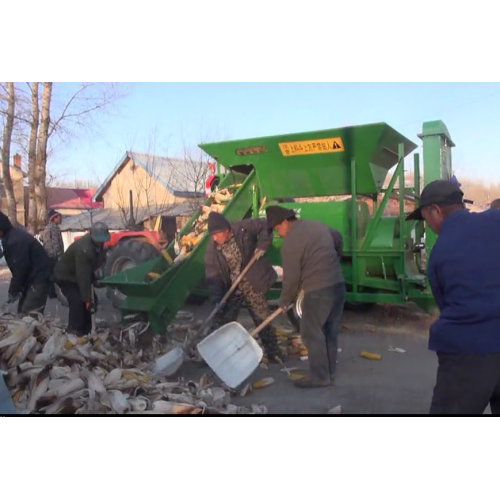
[150,347,185,378]
[197,322,263,389]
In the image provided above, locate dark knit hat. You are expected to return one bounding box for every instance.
[48,209,61,221]
[207,212,231,234]
[0,211,13,233]
[265,205,297,229]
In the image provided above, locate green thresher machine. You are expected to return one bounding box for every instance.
[100,120,457,334]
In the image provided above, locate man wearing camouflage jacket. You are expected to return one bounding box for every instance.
[204,212,281,362]
[40,210,64,299]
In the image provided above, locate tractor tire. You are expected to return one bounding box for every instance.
[105,239,160,309]
[286,290,375,331]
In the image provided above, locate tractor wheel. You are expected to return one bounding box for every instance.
[105,239,160,309]
[286,290,375,331]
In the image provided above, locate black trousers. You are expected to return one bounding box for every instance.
[18,281,50,316]
[47,257,58,299]
[300,283,346,382]
[430,352,500,415]
[58,281,92,336]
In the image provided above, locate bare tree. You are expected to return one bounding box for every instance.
[1,82,17,222]
[27,83,39,232]
[21,82,125,233]
[175,125,230,211]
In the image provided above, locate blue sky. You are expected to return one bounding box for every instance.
[51,83,500,185]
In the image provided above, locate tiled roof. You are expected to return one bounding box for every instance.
[46,187,103,210]
[59,201,195,232]
[92,151,205,202]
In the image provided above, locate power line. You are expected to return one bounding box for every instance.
[397,86,500,128]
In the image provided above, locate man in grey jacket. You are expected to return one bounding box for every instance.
[266,205,345,389]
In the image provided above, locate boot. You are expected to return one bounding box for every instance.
[294,377,331,389]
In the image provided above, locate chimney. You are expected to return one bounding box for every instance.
[13,154,21,169]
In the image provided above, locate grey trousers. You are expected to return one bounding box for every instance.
[300,283,346,382]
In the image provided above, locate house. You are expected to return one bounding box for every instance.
[57,151,205,247]
[91,151,204,229]
[0,154,27,225]
[46,187,103,217]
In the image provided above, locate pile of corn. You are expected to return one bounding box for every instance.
[0,312,267,415]
[146,187,238,282]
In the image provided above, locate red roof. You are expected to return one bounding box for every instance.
[46,187,103,210]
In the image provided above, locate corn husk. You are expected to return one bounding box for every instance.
[0,313,265,416]
[145,185,236,279]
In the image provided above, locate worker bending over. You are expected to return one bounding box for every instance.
[407,180,500,414]
[40,209,64,299]
[266,206,345,389]
[54,222,110,337]
[0,211,52,315]
[204,212,281,362]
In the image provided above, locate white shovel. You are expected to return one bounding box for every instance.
[196,307,286,389]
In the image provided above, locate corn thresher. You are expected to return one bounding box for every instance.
[100,120,457,334]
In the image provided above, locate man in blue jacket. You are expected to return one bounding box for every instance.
[407,180,500,414]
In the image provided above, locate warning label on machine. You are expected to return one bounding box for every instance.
[278,137,345,157]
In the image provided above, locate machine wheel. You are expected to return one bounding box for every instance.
[286,290,375,331]
[55,283,69,308]
[105,239,160,309]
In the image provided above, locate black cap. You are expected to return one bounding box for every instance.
[207,212,231,234]
[266,205,297,229]
[406,180,464,221]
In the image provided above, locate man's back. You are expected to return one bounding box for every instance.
[3,227,51,284]
[281,219,344,295]
[428,209,500,353]
[55,234,98,279]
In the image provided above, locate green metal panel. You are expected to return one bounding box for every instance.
[418,120,456,252]
[199,122,418,199]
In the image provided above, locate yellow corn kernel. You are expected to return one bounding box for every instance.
[360,351,381,361]
[252,377,275,389]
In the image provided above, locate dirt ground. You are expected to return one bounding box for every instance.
[1,265,457,415]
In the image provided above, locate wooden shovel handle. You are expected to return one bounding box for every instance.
[249,306,289,338]
[189,252,262,345]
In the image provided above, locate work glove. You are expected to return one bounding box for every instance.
[85,302,97,314]
[254,249,266,261]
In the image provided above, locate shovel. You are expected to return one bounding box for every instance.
[150,252,261,378]
[196,306,286,389]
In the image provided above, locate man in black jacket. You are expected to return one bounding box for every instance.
[0,211,52,315]
[204,212,281,361]
[54,222,110,337]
